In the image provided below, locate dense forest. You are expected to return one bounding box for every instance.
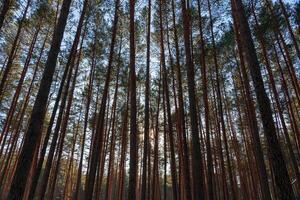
[0,0,299,199]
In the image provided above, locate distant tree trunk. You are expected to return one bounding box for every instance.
[170,0,192,198]
[159,1,178,199]
[180,0,205,199]
[233,76,259,200]
[63,115,81,199]
[195,1,213,199]
[272,32,300,108]
[84,0,119,198]
[0,0,10,30]
[207,0,236,198]
[266,9,300,103]
[141,0,151,199]
[210,69,227,200]
[128,0,138,199]
[223,83,248,199]
[152,67,162,200]
[0,0,31,99]
[232,0,295,198]
[162,84,167,200]
[0,29,49,194]
[166,16,184,200]
[0,26,40,155]
[7,0,72,198]
[106,45,122,200]
[265,0,300,60]
[74,34,96,200]
[272,43,300,153]
[117,86,129,200]
[49,28,86,199]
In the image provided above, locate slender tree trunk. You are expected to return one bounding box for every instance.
[170,0,192,199]
[207,0,236,198]
[74,33,96,200]
[141,0,151,198]
[195,1,214,199]
[106,46,122,200]
[0,26,40,155]
[117,86,129,200]
[47,32,84,199]
[180,1,205,199]
[265,0,300,60]
[84,1,119,198]
[38,10,88,200]
[63,115,81,199]
[158,1,178,199]
[272,43,300,153]
[0,0,31,98]
[152,67,162,200]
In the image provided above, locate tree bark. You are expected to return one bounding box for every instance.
[180,0,205,199]
[7,0,72,198]
[231,0,295,198]
[128,0,138,199]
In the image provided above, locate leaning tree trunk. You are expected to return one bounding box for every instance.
[231,2,274,199]
[84,0,119,198]
[7,0,72,198]
[0,0,31,99]
[231,0,295,199]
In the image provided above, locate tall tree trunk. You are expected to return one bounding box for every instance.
[49,29,85,199]
[117,86,129,200]
[62,115,81,199]
[252,6,300,190]
[128,0,138,198]
[231,2,274,199]
[7,0,72,198]
[265,0,300,60]
[0,0,10,30]
[141,0,151,198]
[159,1,178,199]
[74,33,96,200]
[0,0,32,98]
[180,0,205,199]
[152,67,162,200]
[0,26,40,154]
[84,1,119,198]
[207,0,236,197]
[105,44,122,200]
[170,1,192,198]
[195,1,214,199]
[231,0,295,198]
